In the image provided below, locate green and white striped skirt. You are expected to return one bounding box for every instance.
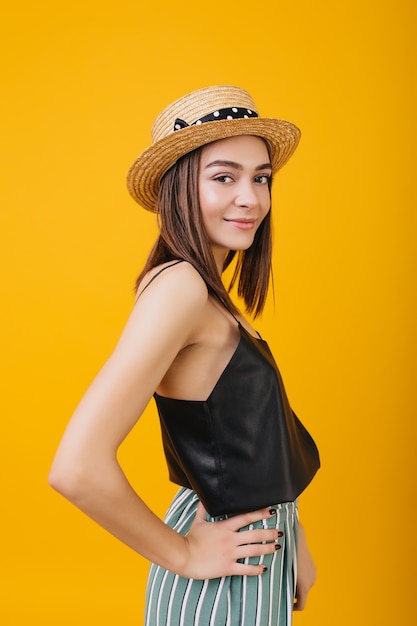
[145,488,298,626]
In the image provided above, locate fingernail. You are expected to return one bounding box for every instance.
[277,530,284,538]
[275,543,282,550]
[263,566,268,572]
[269,508,276,516]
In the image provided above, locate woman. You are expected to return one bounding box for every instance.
[49,85,320,625]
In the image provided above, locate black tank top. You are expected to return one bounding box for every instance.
[140,261,320,517]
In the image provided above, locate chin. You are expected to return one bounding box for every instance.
[230,236,256,251]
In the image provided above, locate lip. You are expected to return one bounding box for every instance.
[224,218,256,230]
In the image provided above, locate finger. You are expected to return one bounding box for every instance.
[226,507,276,530]
[231,562,270,577]
[237,528,281,545]
[236,540,281,561]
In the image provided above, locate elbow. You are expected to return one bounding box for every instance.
[49,450,116,504]
[48,465,67,496]
[48,458,88,502]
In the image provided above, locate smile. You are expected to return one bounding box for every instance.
[224,219,256,230]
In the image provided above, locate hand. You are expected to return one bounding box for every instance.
[179,502,281,580]
[294,523,316,611]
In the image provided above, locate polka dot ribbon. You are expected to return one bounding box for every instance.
[174,107,259,131]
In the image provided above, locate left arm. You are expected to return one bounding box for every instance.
[294,522,316,610]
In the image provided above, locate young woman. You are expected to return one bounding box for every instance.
[49,85,320,626]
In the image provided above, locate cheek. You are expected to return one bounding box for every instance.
[261,193,271,218]
[199,185,224,219]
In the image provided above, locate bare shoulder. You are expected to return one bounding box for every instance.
[114,261,209,365]
[136,261,209,317]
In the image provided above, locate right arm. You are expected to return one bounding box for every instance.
[49,263,279,578]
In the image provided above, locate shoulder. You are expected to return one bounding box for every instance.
[116,261,209,358]
[136,261,209,314]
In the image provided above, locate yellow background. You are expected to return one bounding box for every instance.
[1,1,416,624]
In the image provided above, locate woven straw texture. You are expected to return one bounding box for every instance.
[127,86,301,212]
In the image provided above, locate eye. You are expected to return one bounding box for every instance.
[214,175,234,183]
[254,174,271,184]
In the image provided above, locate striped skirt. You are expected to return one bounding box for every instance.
[145,488,298,626]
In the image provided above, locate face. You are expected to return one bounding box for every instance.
[198,135,271,264]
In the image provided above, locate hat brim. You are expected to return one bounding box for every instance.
[126,117,301,212]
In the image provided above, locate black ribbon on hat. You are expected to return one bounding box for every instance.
[174,107,259,131]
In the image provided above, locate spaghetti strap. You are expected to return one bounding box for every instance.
[135,260,184,301]
[221,304,263,340]
[136,260,262,339]
[211,293,263,340]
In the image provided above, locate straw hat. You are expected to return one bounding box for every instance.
[127,85,301,212]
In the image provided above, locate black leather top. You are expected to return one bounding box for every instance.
[154,322,320,517]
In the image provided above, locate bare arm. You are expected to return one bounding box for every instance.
[294,522,316,610]
[49,263,280,578]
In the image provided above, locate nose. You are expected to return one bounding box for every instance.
[235,179,259,210]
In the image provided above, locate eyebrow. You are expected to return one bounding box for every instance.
[204,160,272,171]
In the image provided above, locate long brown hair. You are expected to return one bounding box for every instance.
[135,145,273,318]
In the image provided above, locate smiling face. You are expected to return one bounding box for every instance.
[198,135,272,267]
